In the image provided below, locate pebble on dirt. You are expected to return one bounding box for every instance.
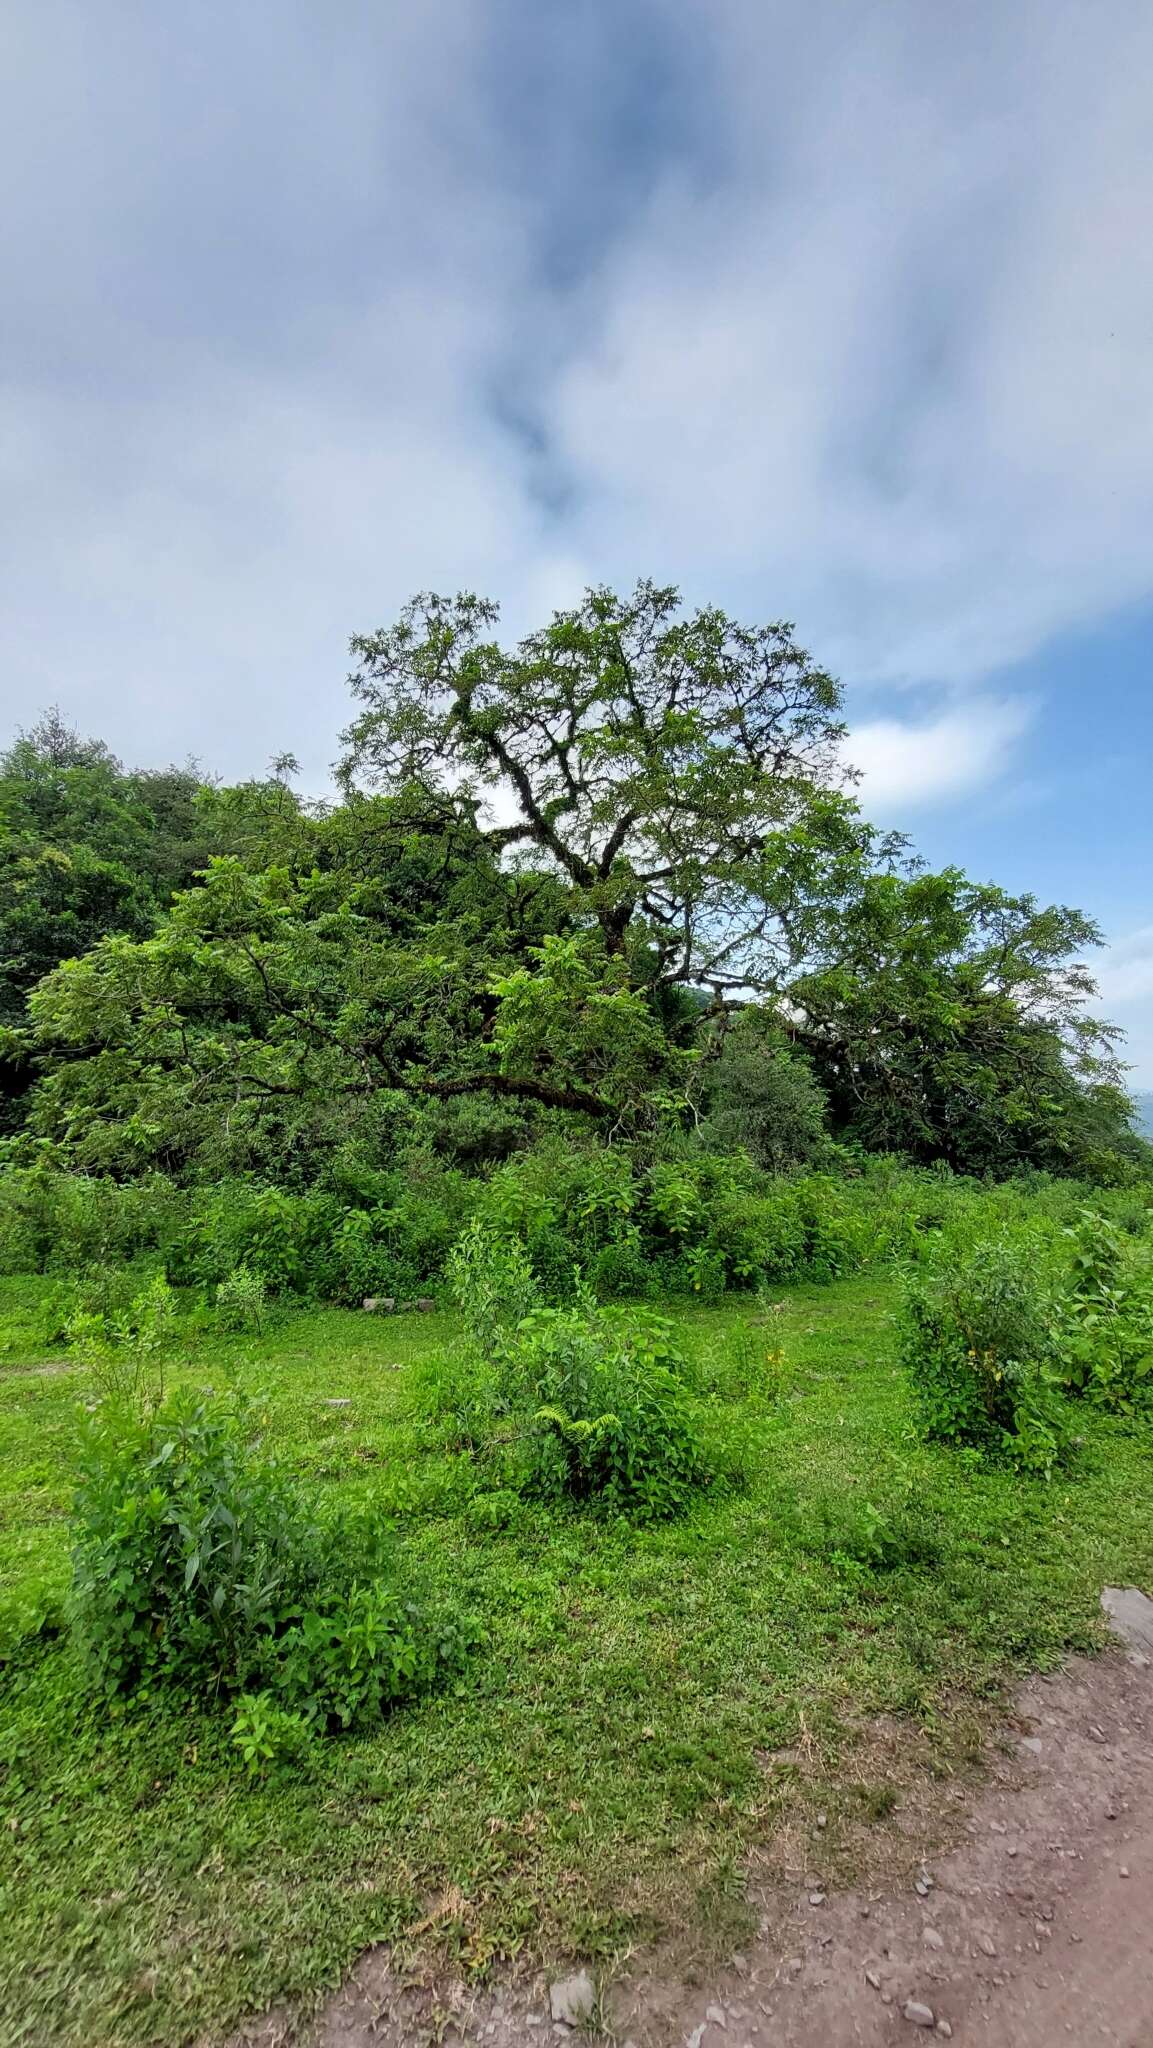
[902,2000,935,2027]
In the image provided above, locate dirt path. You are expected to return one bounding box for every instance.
[228,1592,1153,2048]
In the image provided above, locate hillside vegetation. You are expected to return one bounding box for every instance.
[0,586,1150,2046]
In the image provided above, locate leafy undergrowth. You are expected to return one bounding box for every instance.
[1,1275,1152,2046]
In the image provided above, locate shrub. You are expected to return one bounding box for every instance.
[70,1387,471,1728]
[447,1219,540,1358]
[56,1272,179,1409]
[900,1235,1072,1475]
[1056,1210,1153,1413]
[501,1300,724,1519]
[215,1263,268,1334]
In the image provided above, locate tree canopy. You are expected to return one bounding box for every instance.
[1,587,1148,1188]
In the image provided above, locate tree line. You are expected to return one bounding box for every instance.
[1,582,1147,1187]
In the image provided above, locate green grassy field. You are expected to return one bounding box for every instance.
[2,1273,1152,2048]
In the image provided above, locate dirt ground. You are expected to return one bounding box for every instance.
[226,1590,1153,2048]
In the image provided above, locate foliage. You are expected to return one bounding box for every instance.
[230,1690,311,1775]
[215,1263,269,1334]
[1,589,1149,1211]
[5,1275,1153,2046]
[900,1234,1072,1475]
[696,1011,831,1171]
[70,1387,470,1727]
[791,869,1137,1180]
[489,1294,723,1519]
[446,1218,540,1358]
[1056,1209,1153,1412]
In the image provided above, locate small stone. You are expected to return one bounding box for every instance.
[989,1820,1007,1834]
[549,1971,596,2027]
[915,1880,930,1897]
[1120,1866,1131,1878]
[1020,1736,1043,1755]
[686,2029,705,2048]
[787,1957,803,1974]
[978,1935,997,1957]
[416,1296,436,1312]
[936,2024,953,2040]
[322,1397,351,1407]
[706,2006,726,2028]
[809,1892,826,1906]
[865,1970,882,1990]
[816,1812,827,1828]
[923,1928,944,1950]
[1101,1586,1153,1656]
[1007,1845,1019,1857]
[729,1954,748,1975]
[1088,1725,1107,1744]
[902,2001,936,2028]
[860,1904,871,1919]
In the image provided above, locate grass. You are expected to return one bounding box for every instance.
[1,1271,1152,2046]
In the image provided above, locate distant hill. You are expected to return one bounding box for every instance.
[1133,1092,1153,1138]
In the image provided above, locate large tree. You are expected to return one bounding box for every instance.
[340,581,886,995]
[788,869,1131,1175]
[11,592,1143,1184]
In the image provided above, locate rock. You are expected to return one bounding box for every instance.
[1020,1736,1043,1755]
[362,1296,396,1313]
[1101,1585,1153,1657]
[816,1812,827,1828]
[416,1296,436,1312]
[705,2005,726,2027]
[902,2001,936,2028]
[397,1299,417,1314]
[549,1971,596,2027]
[914,1879,930,1897]
[808,1892,826,1906]
[322,1397,352,1407]
[686,2028,706,2048]
[865,1970,882,1991]
[978,1934,997,1957]
[729,1954,748,1974]
[1120,1866,1131,1878]
[936,2024,953,2040]
[922,1927,944,1950]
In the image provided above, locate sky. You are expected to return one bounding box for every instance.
[2,0,1151,1081]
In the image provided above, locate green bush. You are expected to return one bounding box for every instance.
[501,1300,726,1519]
[900,1234,1072,1475]
[0,1164,190,1276]
[1056,1210,1153,1413]
[70,1387,471,1728]
[214,1263,268,1334]
[447,1219,540,1357]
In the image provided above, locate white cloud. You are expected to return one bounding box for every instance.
[846,698,1034,813]
[1095,927,1153,1088]
[1097,927,1153,1009]
[0,0,1151,826]
[552,0,1153,686]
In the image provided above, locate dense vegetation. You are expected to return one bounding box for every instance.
[1,585,1151,2045]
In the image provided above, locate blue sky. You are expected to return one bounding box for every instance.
[2,1,1151,1078]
